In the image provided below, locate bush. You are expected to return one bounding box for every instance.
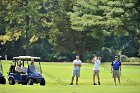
[122,57,140,62]
[96,48,116,62]
[47,52,74,62]
[83,52,95,63]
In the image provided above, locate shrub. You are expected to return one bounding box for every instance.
[122,57,140,62]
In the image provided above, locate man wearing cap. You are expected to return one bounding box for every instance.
[111,56,121,85]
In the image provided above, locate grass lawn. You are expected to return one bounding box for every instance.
[0,60,140,93]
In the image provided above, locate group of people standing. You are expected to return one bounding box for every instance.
[69,55,121,85]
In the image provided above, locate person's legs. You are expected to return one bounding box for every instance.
[118,77,120,84]
[114,78,116,85]
[113,70,117,85]
[76,76,78,85]
[70,76,74,85]
[70,70,76,85]
[76,70,80,85]
[117,71,120,84]
[97,71,100,85]
[93,75,95,84]
[93,70,97,85]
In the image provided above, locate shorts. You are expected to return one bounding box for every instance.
[72,70,80,77]
[112,70,120,78]
[93,70,99,76]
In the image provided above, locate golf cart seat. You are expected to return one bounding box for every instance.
[22,67,27,73]
[15,67,22,73]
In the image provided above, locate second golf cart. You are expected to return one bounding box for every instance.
[0,56,6,84]
[8,56,45,85]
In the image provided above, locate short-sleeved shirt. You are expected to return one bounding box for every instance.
[111,61,121,70]
[93,60,101,70]
[73,59,82,71]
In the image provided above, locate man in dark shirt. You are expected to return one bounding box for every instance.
[111,56,121,85]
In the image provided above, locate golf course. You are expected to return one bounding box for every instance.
[0,0,140,93]
[0,60,140,93]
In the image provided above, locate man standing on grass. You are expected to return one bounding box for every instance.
[111,56,121,85]
[92,56,101,85]
[70,55,82,85]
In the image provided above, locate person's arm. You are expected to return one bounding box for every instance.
[111,66,113,73]
[120,62,121,71]
[111,62,113,73]
[77,64,81,67]
[76,61,82,67]
[99,60,101,64]
[78,61,82,67]
[93,56,97,63]
[73,61,77,66]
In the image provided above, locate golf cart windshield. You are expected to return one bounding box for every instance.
[29,61,42,74]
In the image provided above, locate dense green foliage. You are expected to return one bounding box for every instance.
[0,0,140,61]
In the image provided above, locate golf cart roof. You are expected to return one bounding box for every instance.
[13,56,41,60]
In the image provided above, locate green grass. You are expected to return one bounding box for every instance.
[0,60,140,93]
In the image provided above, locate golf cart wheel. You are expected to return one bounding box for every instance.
[1,77,6,84]
[28,79,34,85]
[9,78,15,85]
[40,78,45,86]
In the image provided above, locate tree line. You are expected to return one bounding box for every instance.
[0,0,140,62]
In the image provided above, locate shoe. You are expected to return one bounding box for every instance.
[76,83,78,85]
[98,82,100,85]
[114,83,116,85]
[69,83,73,85]
[93,83,97,85]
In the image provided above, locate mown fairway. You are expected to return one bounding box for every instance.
[0,60,140,93]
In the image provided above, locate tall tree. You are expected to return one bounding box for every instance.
[47,0,104,56]
[102,0,140,56]
[0,0,50,55]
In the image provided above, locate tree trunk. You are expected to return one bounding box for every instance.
[25,28,29,56]
[25,0,30,56]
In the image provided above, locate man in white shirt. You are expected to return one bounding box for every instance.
[70,55,82,85]
[92,56,101,85]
